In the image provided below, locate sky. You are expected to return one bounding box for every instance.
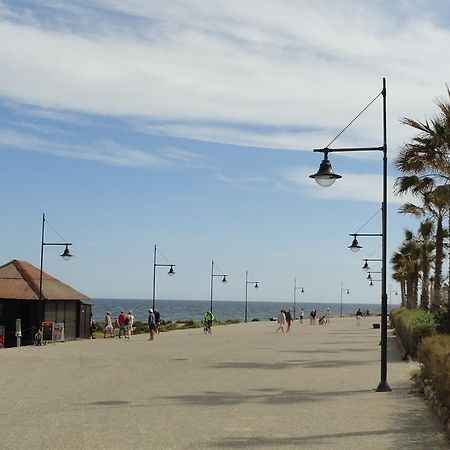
[1,0,450,306]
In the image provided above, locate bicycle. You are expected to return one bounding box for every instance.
[203,320,212,334]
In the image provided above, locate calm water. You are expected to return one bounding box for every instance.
[91,299,398,323]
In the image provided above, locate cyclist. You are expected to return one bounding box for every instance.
[202,310,214,334]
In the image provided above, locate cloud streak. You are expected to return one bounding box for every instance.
[0,1,449,152]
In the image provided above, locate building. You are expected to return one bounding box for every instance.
[0,259,91,347]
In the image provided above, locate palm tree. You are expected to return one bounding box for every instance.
[397,189,447,311]
[395,89,450,321]
[391,231,421,309]
[416,220,435,310]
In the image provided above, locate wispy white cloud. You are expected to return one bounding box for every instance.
[216,174,273,191]
[0,128,167,168]
[0,1,449,153]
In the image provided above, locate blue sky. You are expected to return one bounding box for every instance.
[1,1,449,305]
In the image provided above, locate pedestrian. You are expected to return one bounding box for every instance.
[300,308,304,324]
[90,314,96,339]
[276,309,286,333]
[325,307,331,324]
[356,308,363,326]
[125,310,134,339]
[154,308,161,333]
[285,308,293,332]
[309,309,317,325]
[148,308,156,341]
[117,310,126,338]
[104,311,114,338]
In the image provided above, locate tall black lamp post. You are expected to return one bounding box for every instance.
[245,270,259,323]
[340,282,350,318]
[310,78,391,392]
[293,279,305,319]
[210,260,227,313]
[152,245,175,311]
[39,213,73,327]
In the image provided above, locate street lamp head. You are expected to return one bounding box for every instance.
[168,265,175,276]
[348,235,362,252]
[254,282,259,289]
[221,275,227,283]
[369,280,374,287]
[60,244,73,261]
[362,260,370,271]
[309,152,342,187]
[301,288,305,293]
[367,273,372,280]
[345,289,350,295]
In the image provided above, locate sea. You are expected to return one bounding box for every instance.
[91,299,399,323]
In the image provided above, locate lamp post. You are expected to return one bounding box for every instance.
[293,279,305,320]
[210,260,227,314]
[152,245,175,311]
[310,78,391,392]
[389,285,398,313]
[340,282,350,318]
[245,270,259,323]
[39,213,73,327]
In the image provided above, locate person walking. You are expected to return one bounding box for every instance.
[148,309,156,340]
[154,309,161,334]
[285,308,293,332]
[356,308,363,326]
[117,310,126,338]
[125,310,134,339]
[104,311,114,338]
[325,307,331,324]
[309,309,317,325]
[276,309,286,333]
[300,308,304,324]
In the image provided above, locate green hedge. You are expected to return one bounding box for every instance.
[390,308,437,358]
[417,335,450,409]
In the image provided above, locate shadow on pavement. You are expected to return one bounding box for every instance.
[210,359,368,370]
[160,387,373,407]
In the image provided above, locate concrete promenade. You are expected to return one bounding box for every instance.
[1,317,448,449]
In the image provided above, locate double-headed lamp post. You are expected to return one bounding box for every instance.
[39,213,73,326]
[310,78,391,392]
[293,279,305,320]
[340,282,350,318]
[245,270,259,323]
[210,260,227,314]
[152,245,175,311]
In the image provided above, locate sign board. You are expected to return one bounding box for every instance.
[0,326,4,348]
[54,323,65,342]
[42,321,54,341]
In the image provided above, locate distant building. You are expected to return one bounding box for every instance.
[0,259,91,347]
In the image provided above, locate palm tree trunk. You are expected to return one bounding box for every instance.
[447,214,450,332]
[420,245,430,310]
[431,216,444,312]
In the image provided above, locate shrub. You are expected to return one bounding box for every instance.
[390,308,437,358]
[417,335,450,409]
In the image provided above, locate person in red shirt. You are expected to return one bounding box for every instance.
[117,310,126,338]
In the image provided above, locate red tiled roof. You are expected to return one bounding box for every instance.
[0,260,89,301]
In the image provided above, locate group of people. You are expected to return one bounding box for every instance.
[103,310,135,338]
[276,308,294,333]
[276,307,333,333]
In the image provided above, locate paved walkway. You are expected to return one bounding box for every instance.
[1,317,448,449]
